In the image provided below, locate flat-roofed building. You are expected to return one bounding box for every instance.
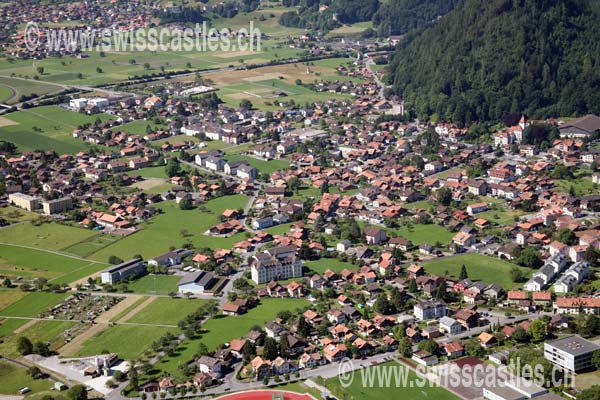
[8,192,40,211]
[178,271,216,295]
[544,335,600,373]
[101,258,145,284]
[42,197,73,215]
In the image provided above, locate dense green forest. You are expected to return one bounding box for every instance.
[372,0,462,36]
[387,0,600,126]
[278,0,459,34]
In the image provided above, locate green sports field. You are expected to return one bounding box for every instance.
[127,275,181,296]
[325,361,459,400]
[424,253,532,289]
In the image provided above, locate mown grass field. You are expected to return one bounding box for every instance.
[0,244,100,281]
[0,76,61,104]
[304,258,357,274]
[118,120,167,136]
[127,275,181,296]
[0,85,13,103]
[87,195,249,262]
[424,253,532,289]
[325,361,459,400]
[0,291,69,318]
[0,206,38,223]
[126,165,169,179]
[61,234,123,258]
[0,105,110,153]
[0,222,102,251]
[126,297,209,326]
[76,324,175,360]
[0,360,53,395]
[155,298,309,379]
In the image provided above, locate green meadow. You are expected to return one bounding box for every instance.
[87,195,249,262]
[154,298,309,380]
[424,253,532,289]
[0,105,110,153]
[126,298,209,326]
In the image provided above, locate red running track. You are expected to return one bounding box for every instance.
[215,390,318,400]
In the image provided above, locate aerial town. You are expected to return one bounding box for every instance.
[0,1,600,400]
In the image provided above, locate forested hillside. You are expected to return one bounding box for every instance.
[278,0,460,34]
[387,0,600,126]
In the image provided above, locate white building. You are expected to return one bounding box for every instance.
[250,246,303,284]
[544,335,600,373]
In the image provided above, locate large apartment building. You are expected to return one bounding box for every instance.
[8,192,40,211]
[413,300,447,321]
[544,335,600,373]
[42,197,73,215]
[250,246,302,284]
[101,258,145,284]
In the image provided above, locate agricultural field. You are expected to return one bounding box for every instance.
[0,244,102,281]
[0,291,69,318]
[0,36,304,86]
[126,297,208,326]
[87,195,249,262]
[0,105,110,153]
[61,234,123,258]
[423,253,532,289]
[127,275,181,296]
[0,222,100,251]
[0,76,62,104]
[0,360,53,395]
[155,298,309,379]
[75,324,175,360]
[304,258,357,274]
[211,8,306,38]
[118,120,167,136]
[0,320,78,358]
[325,361,459,400]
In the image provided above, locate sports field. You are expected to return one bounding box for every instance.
[0,105,110,153]
[127,275,181,296]
[325,361,459,400]
[424,253,532,289]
